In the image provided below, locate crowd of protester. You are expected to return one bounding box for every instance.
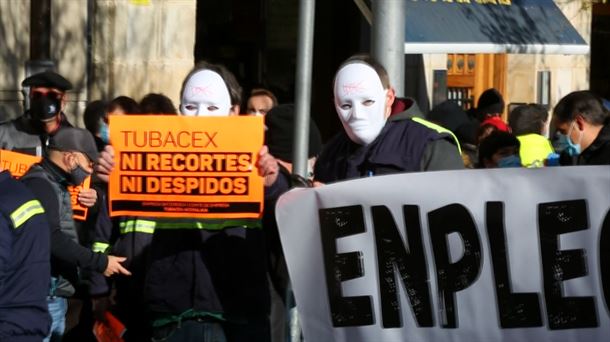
[0,53,609,342]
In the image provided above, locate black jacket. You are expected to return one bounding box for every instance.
[21,160,108,295]
[315,101,463,183]
[0,171,51,339]
[578,121,610,165]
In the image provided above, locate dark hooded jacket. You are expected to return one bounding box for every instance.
[577,119,610,165]
[315,98,463,183]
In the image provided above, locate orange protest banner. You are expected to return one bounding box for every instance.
[0,149,41,178]
[108,115,265,219]
[69,176,91,221]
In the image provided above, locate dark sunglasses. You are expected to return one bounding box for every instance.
[31,90,63,101]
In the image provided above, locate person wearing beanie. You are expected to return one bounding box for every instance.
[0,70,74,157]
[476,88,505,121]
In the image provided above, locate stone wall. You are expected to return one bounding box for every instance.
[91,0,196,111]
[52,0,88,126]
[0,0,196,125]
[0,0,29,122]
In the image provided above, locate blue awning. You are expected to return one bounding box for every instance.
[404,0,589,54]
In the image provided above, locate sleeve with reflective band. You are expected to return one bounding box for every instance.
[10,199,45,229]
[92,242,110,253]
[412,117,462,154]
[117,217,262,234]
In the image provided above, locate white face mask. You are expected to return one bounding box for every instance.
[180,70,232,116]
[334,63,388,145]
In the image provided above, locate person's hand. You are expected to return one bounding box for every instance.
[103,255,131,277]
[257,145,279,187]
[77,188,97,207]
[313,181,325,188]
[95,145,115,183]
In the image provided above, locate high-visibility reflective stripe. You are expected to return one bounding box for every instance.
[118,218,261,234]
[119,220,156,234]
[412,117,462,154]
[10,200,45,229]
[92,242,110,253]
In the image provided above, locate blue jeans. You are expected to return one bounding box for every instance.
[43,297,67,342]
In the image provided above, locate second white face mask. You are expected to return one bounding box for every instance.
[180,70,232,117]
[334,63,388,145]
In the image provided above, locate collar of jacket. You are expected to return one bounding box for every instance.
[388,97,425,121]
[41,158,71,187]
[583,121,610,155]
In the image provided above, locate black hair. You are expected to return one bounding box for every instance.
[553,90,608,126]
[478,130,520,167]
[140,93,177,115]
[83,100,107,135]
[108,96,141,115]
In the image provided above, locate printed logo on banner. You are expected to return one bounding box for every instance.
[276,167,610,342]
[108,115,264,219]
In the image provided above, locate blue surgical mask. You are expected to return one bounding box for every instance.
[557,122,583,156]
[99,121,110,144]
[498,155,522,168]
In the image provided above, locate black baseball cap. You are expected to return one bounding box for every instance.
[22,71,73,91]
[48,127,99,162]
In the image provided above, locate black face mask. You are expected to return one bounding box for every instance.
[69,164,91,186]
[30,95,61,121]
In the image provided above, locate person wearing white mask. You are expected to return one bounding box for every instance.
[314,54,463,183]
[180,67,239,117]
[553,90,610,165]
[94,61,286,341]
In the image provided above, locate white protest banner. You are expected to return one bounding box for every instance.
[276,166,610,342]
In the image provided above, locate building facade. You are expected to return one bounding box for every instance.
[0,0,605,137]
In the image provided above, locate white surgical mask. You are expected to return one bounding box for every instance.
[334,63,388,145]
[180,70,232,116]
